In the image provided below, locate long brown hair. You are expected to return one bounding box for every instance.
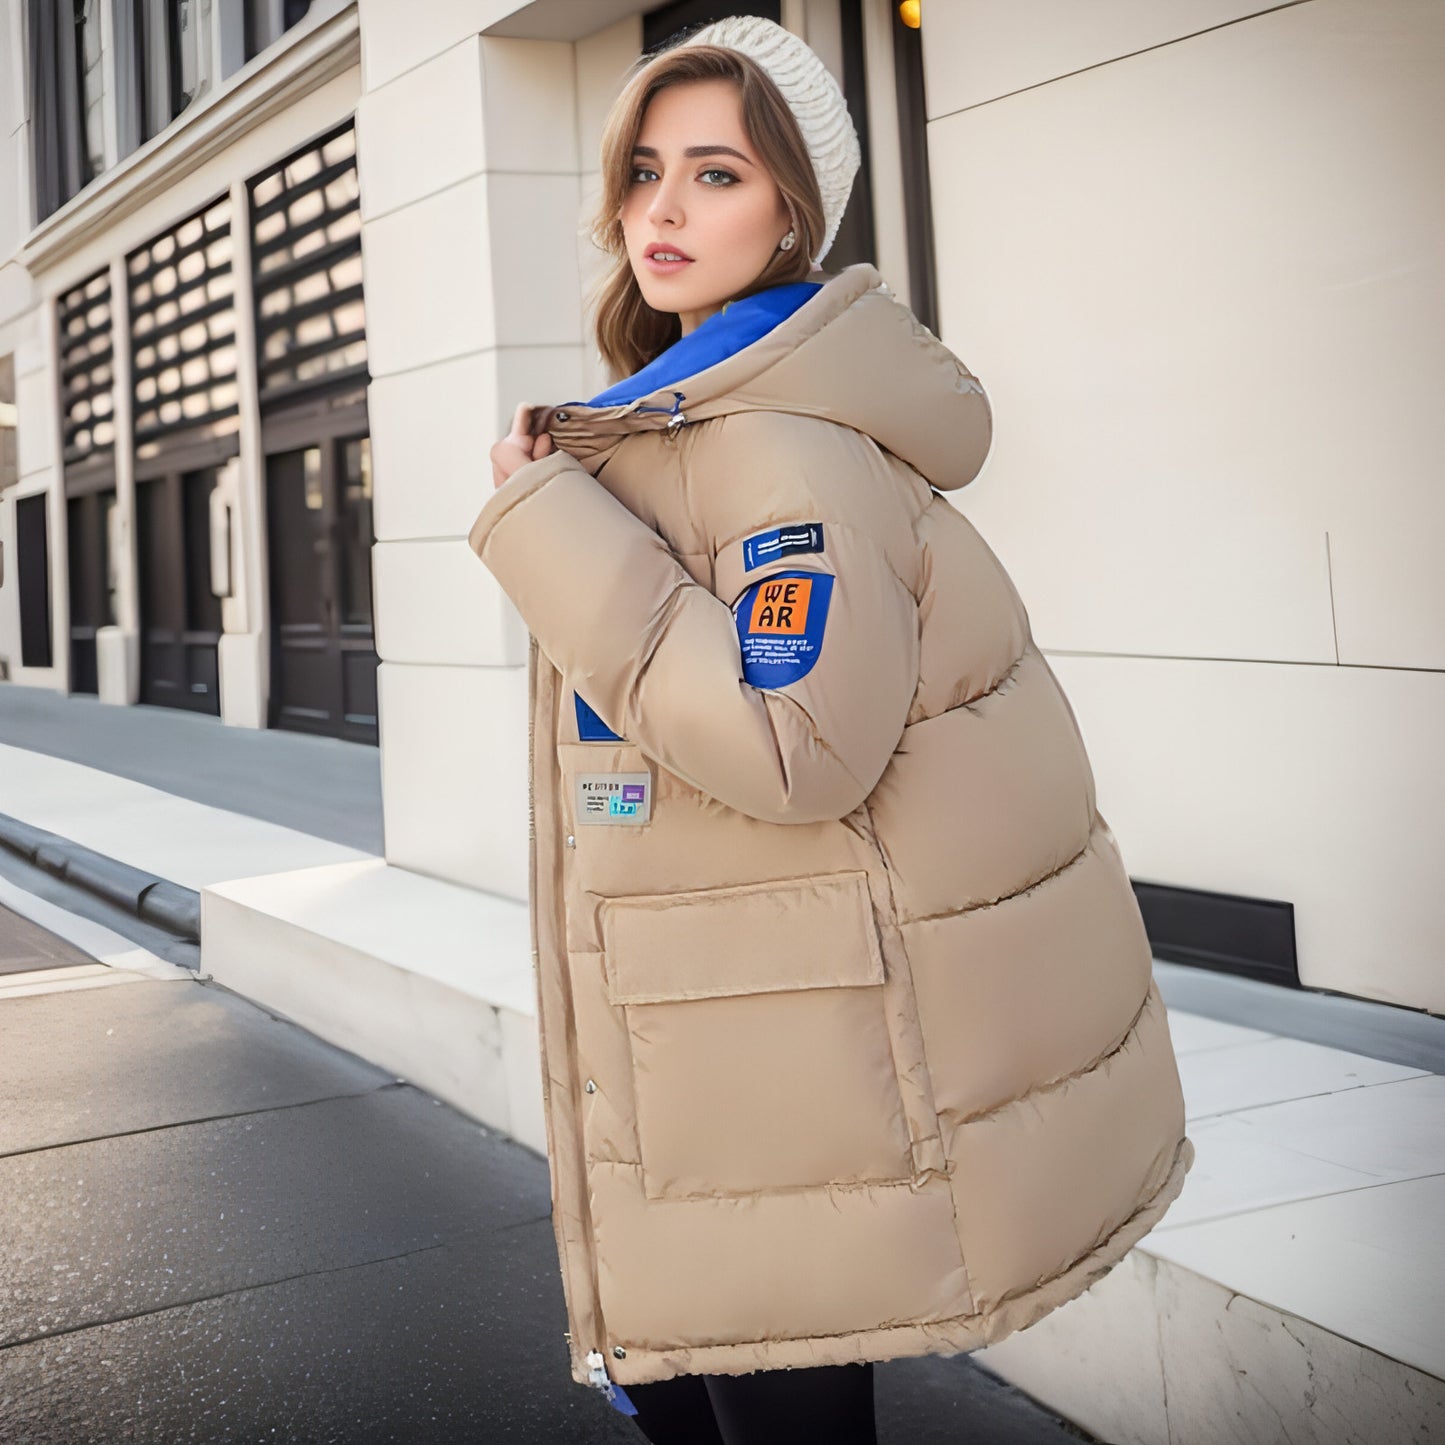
[588,43,827,382]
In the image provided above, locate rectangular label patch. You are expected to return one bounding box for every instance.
[575,772,652,826]
[742,522,824,572]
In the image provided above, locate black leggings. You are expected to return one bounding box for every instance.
[624,1360,877,1445]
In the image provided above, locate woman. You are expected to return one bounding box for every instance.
[472,17,1194,1445]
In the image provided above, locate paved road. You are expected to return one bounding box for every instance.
[0,902,96,975]
[0,912,1093,1444]
[0,688,382,855]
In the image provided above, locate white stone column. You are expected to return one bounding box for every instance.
[358,8,588,901]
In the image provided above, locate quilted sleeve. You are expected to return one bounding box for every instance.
[468,420,919,825]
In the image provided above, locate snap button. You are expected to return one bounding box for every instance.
[565,834,576,849]
[555,410,570,422]
[584,1079,597,1093]
[613,1346,626,1359]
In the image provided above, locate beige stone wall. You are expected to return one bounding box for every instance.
[924,0,1445,1011]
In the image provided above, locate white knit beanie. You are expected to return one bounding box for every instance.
[675,15,861,267]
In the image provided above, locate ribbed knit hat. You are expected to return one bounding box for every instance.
[675,16,860,267]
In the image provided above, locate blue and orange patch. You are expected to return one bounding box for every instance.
[733,571,834,688]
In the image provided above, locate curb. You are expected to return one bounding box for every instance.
[0,811,201,944]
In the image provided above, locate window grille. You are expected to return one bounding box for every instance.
[249,120,368,410]
[58,267,116,465]
[127,195,238,457]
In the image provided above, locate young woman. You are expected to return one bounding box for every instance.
[472,17,1194,1445]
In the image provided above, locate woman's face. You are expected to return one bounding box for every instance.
[620,78,793,335]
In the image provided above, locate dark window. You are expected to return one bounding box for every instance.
[58,268,116,466]
[262,424,378,746]
[248,120,368,414]
[337,437,374,628]
[891,1,937,333]
[815,0,875,274]
[250,121,375,745]
[66,486,116,695]
[59,272,119,695]
[127,195,239,459]
[74,0,106,184]
[128,0,215,144]
[135,475,170,636]
[244,0,313,63]
[133,439,232,717]
[16,493,54,668]
[182,467,225,636]
[26,0,104,221]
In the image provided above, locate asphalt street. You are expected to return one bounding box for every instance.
[0,901,1096,1445]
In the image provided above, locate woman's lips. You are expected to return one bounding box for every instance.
[643,248,694,276]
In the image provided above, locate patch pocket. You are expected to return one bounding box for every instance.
[599,871,916,1200]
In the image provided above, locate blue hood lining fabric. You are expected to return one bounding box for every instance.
[583,282,823,409]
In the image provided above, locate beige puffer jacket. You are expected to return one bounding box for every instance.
[468,262,1194,1393]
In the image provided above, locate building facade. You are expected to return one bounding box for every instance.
[0,0,1440,1064]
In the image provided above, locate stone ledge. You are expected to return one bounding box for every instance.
[200,857,543,1154]
[975,1247,1445,1445]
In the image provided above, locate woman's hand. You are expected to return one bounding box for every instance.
[491,403,556,490]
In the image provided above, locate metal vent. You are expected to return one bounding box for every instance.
[249,119,367,408]
[58,267,115,464]
[127,195,238,456]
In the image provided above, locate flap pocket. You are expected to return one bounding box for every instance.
[600,871,882,1005]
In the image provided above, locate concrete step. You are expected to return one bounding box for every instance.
[977,1243,1445,1444]
[200,858,545,1156]
[977,986,1445,1444]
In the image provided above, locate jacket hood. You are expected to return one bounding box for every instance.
[540,263,992,491]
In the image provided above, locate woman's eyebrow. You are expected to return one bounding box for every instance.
[631,144,756,165]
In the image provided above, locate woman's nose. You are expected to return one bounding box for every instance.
[647,174,685,228]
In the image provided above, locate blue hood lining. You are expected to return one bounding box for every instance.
[583,282,823,409]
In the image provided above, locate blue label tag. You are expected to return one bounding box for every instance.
[575,692,623,741]
[733,571,834,689]
[742,522,824,572]
[607,1384,638,1416]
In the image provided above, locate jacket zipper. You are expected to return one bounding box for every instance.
[585,1350,637,1415]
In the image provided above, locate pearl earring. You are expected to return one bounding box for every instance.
[779,231,796,251]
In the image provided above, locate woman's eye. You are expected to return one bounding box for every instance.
[629,167,659,184]
[699,168,739,186]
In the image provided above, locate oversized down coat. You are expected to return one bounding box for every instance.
[467,262,1195,1394]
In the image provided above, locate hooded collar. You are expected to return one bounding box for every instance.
[540,263,990,492]
[583,282,824,409]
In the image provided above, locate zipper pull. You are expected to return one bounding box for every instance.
[663,390,688,445]
[584,1350,639,1416]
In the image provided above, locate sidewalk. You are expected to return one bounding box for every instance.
[0,908,1087,1444]
[2,683,1444,1442]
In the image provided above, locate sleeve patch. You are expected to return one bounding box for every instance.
[574,691,623,741]
[733,572,834,688]
[742,522,825,572]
